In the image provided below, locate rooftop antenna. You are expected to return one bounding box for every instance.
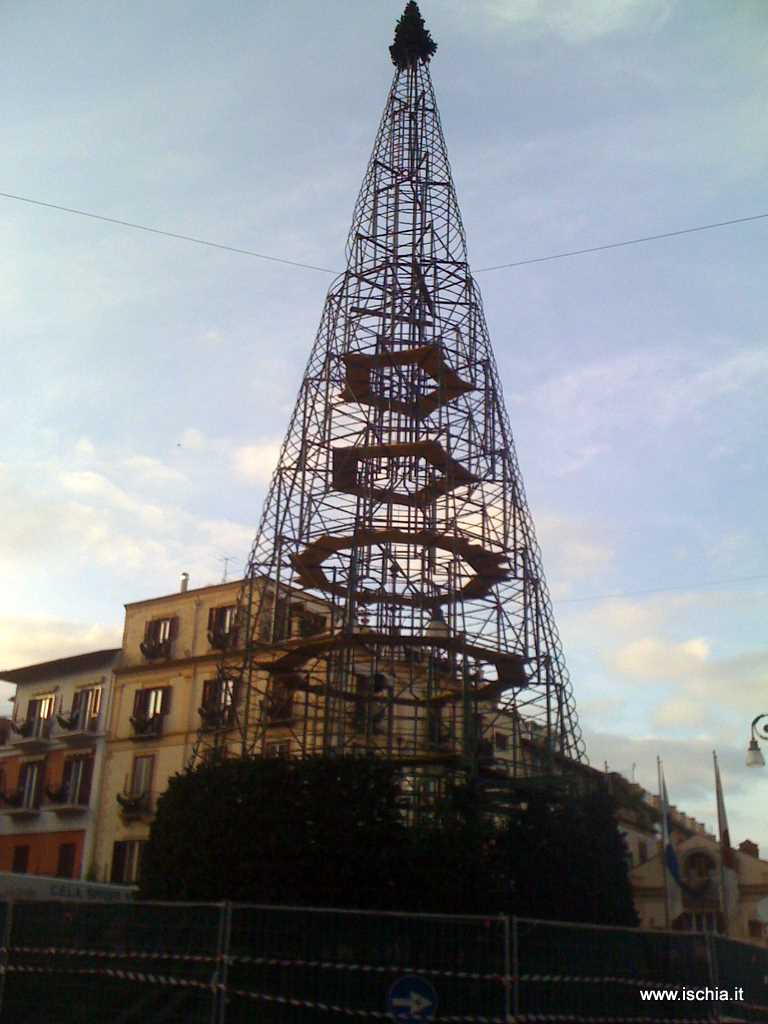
[219,555,235,583]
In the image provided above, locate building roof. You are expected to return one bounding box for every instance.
[0,648,120,684]
[123,578,246,609]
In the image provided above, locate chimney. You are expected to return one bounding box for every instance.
[739,839,759,859]
[180,572,190,593]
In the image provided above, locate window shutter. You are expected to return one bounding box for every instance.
[71,691,82,716]
[144,619,153,642]
[160,687,172,715]
[80,758,94,804]
[111,842,127,884]
[62,759,73,789]
[133,690,148,718]
[201,679,215,707]
[169,617,179,641]
[34,762,46,808]
[207,607,216,632]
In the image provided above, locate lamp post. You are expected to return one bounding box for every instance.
[746,714,768,768]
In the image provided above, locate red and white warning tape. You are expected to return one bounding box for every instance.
[0,962,212,992]
[1,944,216,963]
[227,985,505,1023]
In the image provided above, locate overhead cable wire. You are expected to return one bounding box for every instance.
[0,191,338,275]
[1,190,766,276]
[474,213,768,273]
[555,573,768,605]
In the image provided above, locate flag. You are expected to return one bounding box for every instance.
[714,750,739,926]
[658,758,684,924]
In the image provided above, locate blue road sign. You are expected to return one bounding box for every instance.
[387,975,438,1021]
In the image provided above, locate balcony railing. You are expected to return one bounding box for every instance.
[198,704,235,731]
[129,714,164,740]
[0,789,41,817]
[55,708,101,742]
[139,638,171,661]
[9,717,52,751]
[207,627,239,651]
[116,790,153,821]
[45,783,90,814]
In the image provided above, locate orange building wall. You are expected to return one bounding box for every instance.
[1,749,73,792]
[0,830,85,877]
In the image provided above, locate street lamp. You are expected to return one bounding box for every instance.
[746,714,768,768]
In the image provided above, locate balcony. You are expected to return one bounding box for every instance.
[139,637,172,661]
[198,704,235,732]
[55,709,102,746]
[9,717,52,753]
[129,714,164,741]
[0,790,41,819]
[207,627,239,652]
[116,790,153,822]
[45,783,90,816]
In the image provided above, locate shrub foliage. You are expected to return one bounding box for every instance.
[139,756,638,926]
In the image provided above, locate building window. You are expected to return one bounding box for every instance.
[140,617,176,660]
[207,605,239,650]
[638,840,648,864]
[62,687,102,732]
[56,842,77,879]
[266,678,294,724]
[111,840,146,884]
[296,607,326,637]
[265,740,290,758]
[19,761,45,809]
[12,845,30,874]
[200,676,237,728]
[352,674,388,735]
[62,755,94,805]
[21,696,54,739]
[131,687,171,737]
[494,731,509,752]
[129,755,154,798]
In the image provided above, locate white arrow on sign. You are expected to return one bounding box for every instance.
[392,991,433,1016]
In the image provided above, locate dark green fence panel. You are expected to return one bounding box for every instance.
[1,900,766,1022]
[225,904,508,1023]
[710,934,768,1023]
[516,919,718,1022]
[1,900,221,1024]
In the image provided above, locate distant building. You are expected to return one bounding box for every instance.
[627,791,768,945]
[0,649,119,879]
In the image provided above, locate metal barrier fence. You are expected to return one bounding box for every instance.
[0,900,765,1022]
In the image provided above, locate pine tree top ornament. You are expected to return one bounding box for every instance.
[390,2,438,69]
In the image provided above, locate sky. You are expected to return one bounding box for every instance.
[1,1,766,848]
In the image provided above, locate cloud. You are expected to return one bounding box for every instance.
[232,441,282,484]
[0,617,123,673]
[74,437,95,458]
[612,636,710,680]
[536,514,614,594]
[584,728,768,851]
[179,427,207,449]
[514,346,768,476]
[59,470,173,530]
[123,454,186,484]
[482,0,675,42]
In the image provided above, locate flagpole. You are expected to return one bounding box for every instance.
[658,756,670,929]
[714,749,737,937]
